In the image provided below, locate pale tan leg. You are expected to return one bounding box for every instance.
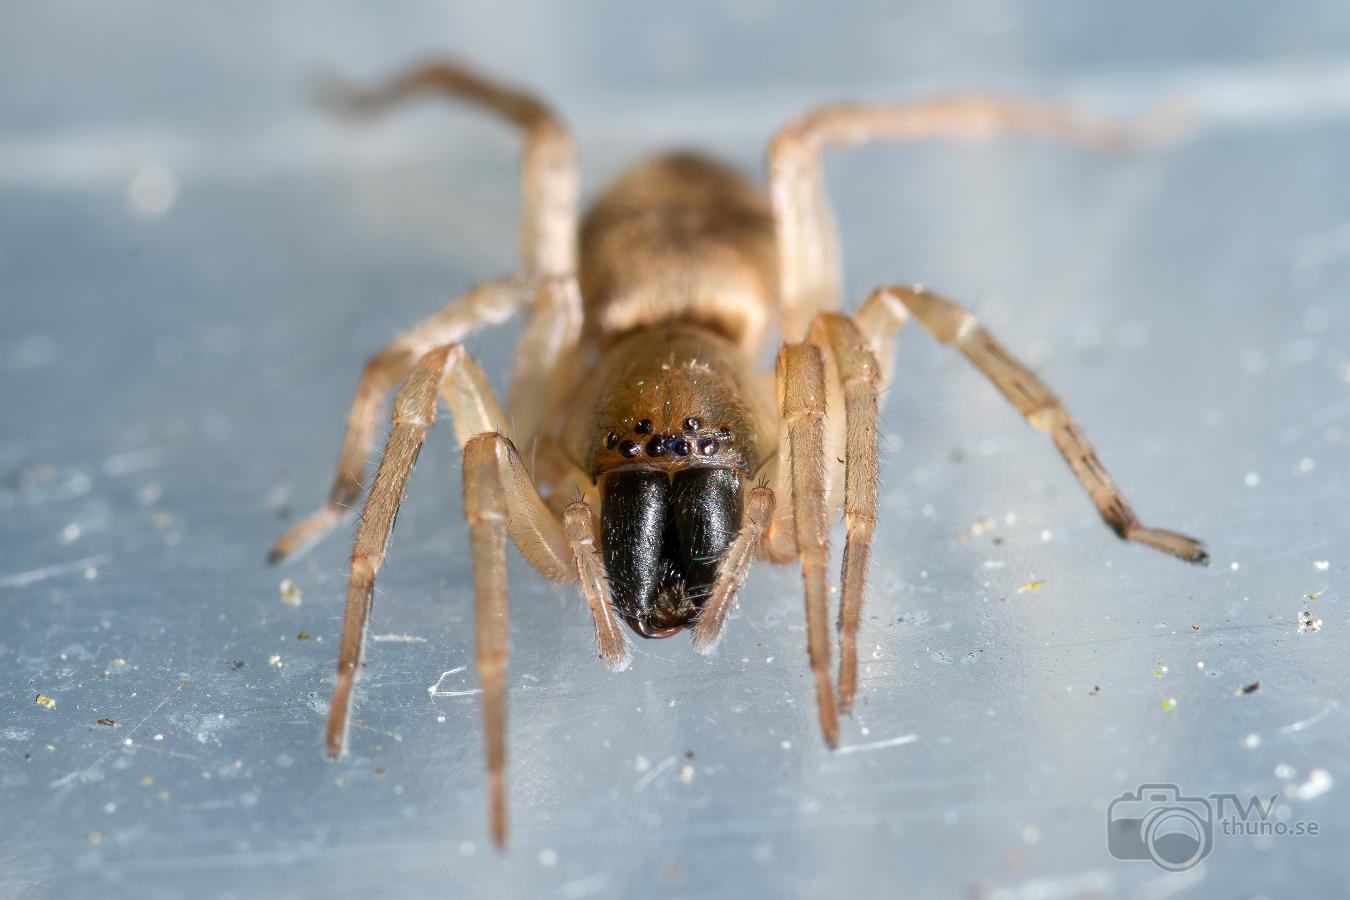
[691,486,777,653]
[322,346,622,849]
[876,285,1208,564]
[459,432,512,848]
[768,97,1134,340]
[269,278,534,563]
[809,314,883,714]
[852,287,911,390]
[315,60,578,277]
[508,276,584,445]
[563,501,630,671]
[775,343,839,748]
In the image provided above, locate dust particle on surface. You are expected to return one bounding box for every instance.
[35,694,56,710]
[1161,697,1177,711]
[279,578,302,606]
[1299,611,1323,633]
[1016,580,1046,594]
[1237,681,1261,696]
[97,718,117,726]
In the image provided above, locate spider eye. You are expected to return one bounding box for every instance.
[635,418,654,435]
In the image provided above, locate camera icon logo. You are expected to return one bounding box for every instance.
[1106,784,1214,871]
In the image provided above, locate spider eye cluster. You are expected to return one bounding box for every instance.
[603,417,730,459]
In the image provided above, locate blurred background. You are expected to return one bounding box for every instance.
[4,2,1350,898]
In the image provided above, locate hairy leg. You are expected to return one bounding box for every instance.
[775,343,839,748]
[563,500,630,671]
[691,486,777,653]
[323,346,621,849]
[768,97,1134,340]
[809,314,882,714]
[316,59,578,278]
[269,277,535,563]
[875,285,1208,563]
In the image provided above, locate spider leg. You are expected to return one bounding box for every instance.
[275,59,586,564]
[268,277,536,564]
[313,59,578,278]
[808,314,882,715]
[768,97,1134,340]
[775,343,839,748]
[325,345,621,849]
[876,285,1208,564]
[691,486,776,653]
[563,501,630,671]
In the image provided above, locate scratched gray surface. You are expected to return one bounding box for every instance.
[4,3,1350,899]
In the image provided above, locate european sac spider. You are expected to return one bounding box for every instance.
[269,60,1208,847]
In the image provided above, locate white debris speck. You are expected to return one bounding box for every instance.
[1299,612,1323,633]
[1241,733,1261,749]
[1275,763,1296,780]
[1021,824,1041,845]
[780,740,792,750]
[1244,472,1261,488]
[1297,457,1315,474]
[268,654,282,668]
[59,523,81,544]
[279,578,302,607]
[538,848,559,867]
[1288,769,1334,801]
[1313,560,1330,571]
[634,754,651,773]
[1039,529,1053,542]
[1231,562,1240,571]
[680,765,695,783]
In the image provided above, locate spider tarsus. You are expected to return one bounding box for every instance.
[602,648,633,673]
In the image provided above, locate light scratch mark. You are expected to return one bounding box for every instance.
[427,668,479,698]
[371,633,428,643]
[634,755,677,791]
[835,733,919,756]
[0,553,112,589]
[1281,701,1337,734]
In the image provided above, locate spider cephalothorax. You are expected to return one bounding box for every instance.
[270,60,1208,848]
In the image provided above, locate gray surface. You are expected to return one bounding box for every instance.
[4,3,1349,898]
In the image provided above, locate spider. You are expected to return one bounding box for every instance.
[268,60,1208,847]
